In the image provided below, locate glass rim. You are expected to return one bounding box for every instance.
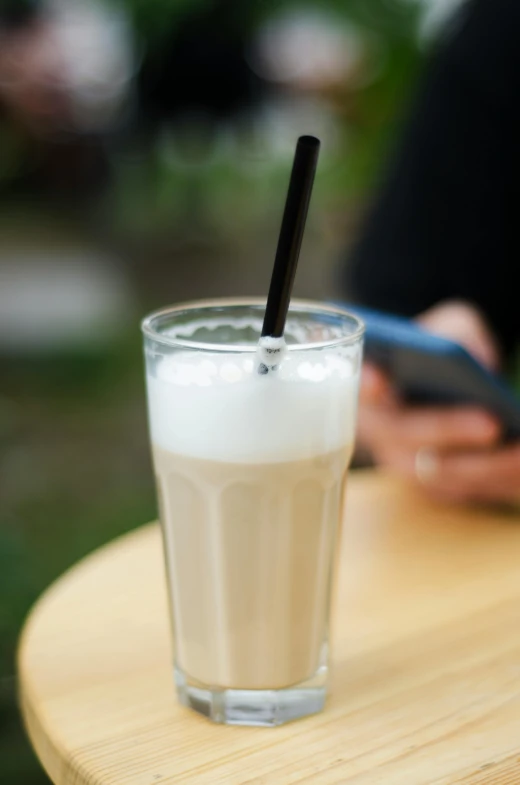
[141,298,365,353]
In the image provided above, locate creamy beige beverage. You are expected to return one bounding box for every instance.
[153,445,351,689]
[147,347,359,692]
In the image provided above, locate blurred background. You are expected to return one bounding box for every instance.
[0,0,453,780]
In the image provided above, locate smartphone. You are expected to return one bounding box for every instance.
[341,303,520,440]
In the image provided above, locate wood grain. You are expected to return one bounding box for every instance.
[18,470,520,784]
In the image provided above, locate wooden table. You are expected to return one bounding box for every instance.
[19,471,520,784]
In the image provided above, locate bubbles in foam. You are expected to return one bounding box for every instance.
[154,349,357,388]
[220,362,243,383]
[147,349,360,462]
[200,360,217,376]
[297,361,328,382]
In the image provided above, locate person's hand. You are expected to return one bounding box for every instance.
[357,300,520,504]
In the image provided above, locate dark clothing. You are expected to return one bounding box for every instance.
[138,0,265,131]
[0,0,40,27]
[344,0,520,358]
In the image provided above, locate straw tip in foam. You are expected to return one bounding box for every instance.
[257,335,287,375]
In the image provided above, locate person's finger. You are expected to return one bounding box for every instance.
[360,404,500,452]
[395,407,500,449]
[421,444,520,503]
[360,363,392,404]
[417,301,501,371]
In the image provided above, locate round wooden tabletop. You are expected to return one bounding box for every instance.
[19,471,520,785]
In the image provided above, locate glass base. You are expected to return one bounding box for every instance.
[174,664,328,726]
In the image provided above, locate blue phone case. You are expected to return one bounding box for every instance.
[339,303,520,440]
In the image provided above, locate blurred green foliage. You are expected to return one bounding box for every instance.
[0,336,157,784]
[126,0,421,40]
[109,0,423,238]
[126,0,201,40]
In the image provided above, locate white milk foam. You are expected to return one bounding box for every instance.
[147,350,359,463]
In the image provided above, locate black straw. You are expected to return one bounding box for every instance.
[261,135,320,338]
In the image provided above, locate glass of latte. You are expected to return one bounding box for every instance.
[142,299,364,726]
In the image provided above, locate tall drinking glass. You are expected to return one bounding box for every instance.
[142,299,364,726]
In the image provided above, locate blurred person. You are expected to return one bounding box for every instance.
[251,8,366,95]
[342,0,520,504]
[138,0,266,144]
[0,0,133,199]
